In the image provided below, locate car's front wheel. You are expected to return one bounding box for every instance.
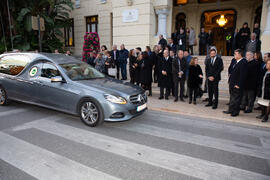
[0,86,8,106]
[79,99,104,127]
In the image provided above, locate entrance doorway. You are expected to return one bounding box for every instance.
[201,9,236,56]
[175,13,186,31]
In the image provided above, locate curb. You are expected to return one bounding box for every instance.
[148,107,270,129]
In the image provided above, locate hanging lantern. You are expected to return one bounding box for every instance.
[216,15,228,27]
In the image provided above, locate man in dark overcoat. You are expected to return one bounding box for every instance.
[240,51,260,113]
[224,49,248,117]
[158,50,173,100]
[172,50,187,102]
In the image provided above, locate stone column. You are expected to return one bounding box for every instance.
[261,0,270,53]
[263,0,270,35]
[156,8,169,38]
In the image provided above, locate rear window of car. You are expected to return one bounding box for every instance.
[0,55,31,76]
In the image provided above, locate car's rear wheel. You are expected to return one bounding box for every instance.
[79,100,103,127]
[0,86,8,106]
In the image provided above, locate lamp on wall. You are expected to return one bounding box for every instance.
[127,0,133,6]
[216,15,228,27]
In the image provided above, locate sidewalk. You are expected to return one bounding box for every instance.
[147,84,270,129]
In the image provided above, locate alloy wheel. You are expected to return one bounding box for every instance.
[81,102,99,124]
[0,88,6,105]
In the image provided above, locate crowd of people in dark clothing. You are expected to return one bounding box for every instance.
[85,22,270,123]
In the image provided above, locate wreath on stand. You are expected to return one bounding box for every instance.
[82,32,100,62]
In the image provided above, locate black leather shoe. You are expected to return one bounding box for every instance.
[189,101,192,104]
[165,97,169,100]
[174,99,178,102]
[212,106,217,109]
[223,111,232,114]
[158,96,164,100]
[205,103,213,107]
[262,116,268,122]
[244,109,252,113]
[256,114,264,119]
[193,101,197,105]
[254,107,261,110]
[202,98,209,102]
[231,113,239,117]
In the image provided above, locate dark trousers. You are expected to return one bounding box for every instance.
[154,68,158,83]
[177,44,186,51]
[174,78,185,100]
[199,43,206,55]
[189,87,198,102]
[229,87,243,114]
[188,45,194,55]
[160,86,169,98]
[226,46,231,56]
[120,63,127,80]
[130,70,135,84]
[116,64,120,79]
[240,90,256,111]
[208,79,219,106]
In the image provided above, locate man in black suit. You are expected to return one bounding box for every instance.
[158,50,173,100]
[172,50,187,102]
[110,45,120,79]
[158,34,167,50]
[205,48,224,109]
[224,49,248,117]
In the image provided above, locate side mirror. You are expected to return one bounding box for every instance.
[51,76,65,83]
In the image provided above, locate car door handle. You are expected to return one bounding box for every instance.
[33,81,44,86]
[17,78,34,85]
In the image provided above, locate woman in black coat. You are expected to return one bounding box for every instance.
[239,22,251,51]
[140,51,153,96]
[129,49,137,84]
[134,53,143,85]
[257,59,270,122]
[188,57,203,104]
[103,50,115,78]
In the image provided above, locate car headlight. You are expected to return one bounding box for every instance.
[104,94,127,104]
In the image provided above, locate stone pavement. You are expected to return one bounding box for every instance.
[148,83,270,129]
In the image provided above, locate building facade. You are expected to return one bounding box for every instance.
[67,0,270,56]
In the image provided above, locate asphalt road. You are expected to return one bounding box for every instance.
[0,101,270,180]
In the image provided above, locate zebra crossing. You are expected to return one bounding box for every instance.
[0,104,270,180]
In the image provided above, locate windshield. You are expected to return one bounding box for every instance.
[60,63,105,81]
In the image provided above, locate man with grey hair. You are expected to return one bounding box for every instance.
[240,51,260,113]
[110,45,120,79]
[245,33,261,53]
[119,44,129,80]
[158,50,173,100]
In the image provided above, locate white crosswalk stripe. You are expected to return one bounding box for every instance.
[108,123,270,159]
[10,119,270,180]
[0,132,121,180]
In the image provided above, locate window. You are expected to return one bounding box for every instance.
[60,63,105,81]
[64,19,75,47]
[86,16,98,33]
[0,55,31,76]
[174,0,188,5]
[41,63,61,79]
[198,0,230,3]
